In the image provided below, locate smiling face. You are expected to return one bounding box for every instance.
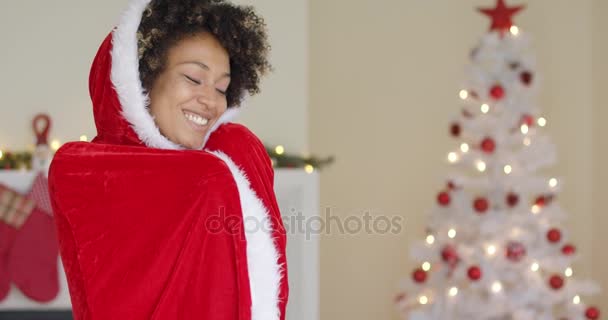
[148,32,231,149]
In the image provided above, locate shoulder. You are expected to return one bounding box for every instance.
[208,123,263,145]
[204,123,273,177]
[205,123,267,156]
[50,142,232,185]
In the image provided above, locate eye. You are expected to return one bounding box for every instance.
[183,74,201,85]
[216,89,227,96]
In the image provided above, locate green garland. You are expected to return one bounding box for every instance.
[0,146,333,171]
[265,145,334,171]
[0,151,32,170]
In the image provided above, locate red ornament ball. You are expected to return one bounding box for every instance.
[450,123,461,137]
[585,306,600,320]
[521,114,535,127]
[506,192,519,207]
[535,195,548,207]
[520,71,533,86]
[490,84,505,100]
[412,268,427,283]
[481,137,496,153]
[447,181,457,190]
[474,197,489,214]
[535,194,555,207]
[441,245,459,266]
[562,244,576,255]
[549,274,564,290]
[506,242,526,262]
[467,266,482,281]
[437,191,451,206]
[547,228,562,243]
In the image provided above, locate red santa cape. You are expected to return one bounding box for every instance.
[48,0,288,319]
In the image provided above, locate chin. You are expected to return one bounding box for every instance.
[179,136,205,150]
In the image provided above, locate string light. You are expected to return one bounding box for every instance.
[422,262,431,272]
[460,143,470,153]
[448,229,457,239]
[510,26,520,35]
[504,165,512,175]
[476,160,487,172]
[419,295,429,305]
[531,205,541,215]
[481,104,490,114]
[275,145,285,155]
[448,152,459,163]
[305,164,315,174]
[459,90,469,100]
[448,287,459,297]
[523,137,531,146]
[51,140,61,151]
[491,281,503,293]
[538,117,547,127]
[531,262,540,272]
[565,267,573,277]
[520,124,529,134]
[573,295,581,305]
[486,245,497,256]
[80,135,88,142]
[549,178,558,188]
[511,228,522,237]
[426,235,435,245]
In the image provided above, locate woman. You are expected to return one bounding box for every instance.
[48,0,288,319]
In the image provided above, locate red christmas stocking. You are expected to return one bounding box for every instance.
[7,174,60,303]
[0,183,33,301]
[0,222,18,301]
[8,207,59,302]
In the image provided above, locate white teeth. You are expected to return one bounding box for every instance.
[184,112,209,126]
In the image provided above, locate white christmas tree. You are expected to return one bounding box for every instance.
[395,1,601,319]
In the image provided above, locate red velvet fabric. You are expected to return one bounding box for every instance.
[48,29,287,319]
[8,207,59,302]
[50,143,251,319]
[88,32,144,148]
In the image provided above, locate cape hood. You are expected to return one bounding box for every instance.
[49,0,288,319]
[91,0,239,149]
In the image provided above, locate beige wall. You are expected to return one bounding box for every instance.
[310,0,604,319]
[0,1,125,150]
[0,0,309,153]
[592,0,608,312]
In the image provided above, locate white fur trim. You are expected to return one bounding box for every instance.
[208,151,283,320]
[201,98,245,148]
[111,0,183,150]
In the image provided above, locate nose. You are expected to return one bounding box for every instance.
[195,86,216,112]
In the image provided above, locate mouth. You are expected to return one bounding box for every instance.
[182,109,211,133]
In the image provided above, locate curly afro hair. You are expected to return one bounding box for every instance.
[137,0,272,108]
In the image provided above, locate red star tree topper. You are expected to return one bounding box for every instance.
[478,0,525,34]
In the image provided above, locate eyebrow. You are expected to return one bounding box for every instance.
[181,61,231,79]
